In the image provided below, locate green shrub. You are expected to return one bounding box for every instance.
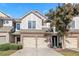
[9,44,19,50]
[18,44,23,49]
[0,43,23,51]
[9,43,23,50]
[0,43,10,51]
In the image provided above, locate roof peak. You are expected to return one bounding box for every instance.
[0,10,13,20]
[31,10,39,12]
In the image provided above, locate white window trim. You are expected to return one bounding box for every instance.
[16,23,20,31]
[28,21,36,29]
[3,20,9,24]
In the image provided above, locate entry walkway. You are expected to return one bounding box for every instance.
[11,48,63,56]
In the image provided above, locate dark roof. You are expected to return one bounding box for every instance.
[20,29,53,35]
[12,31,20,35]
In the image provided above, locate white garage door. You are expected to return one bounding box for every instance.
[23,37,49,48]
[37,38,49,48]
[0,36,6,44]
[65,37,77,48]
[23,37,35,48]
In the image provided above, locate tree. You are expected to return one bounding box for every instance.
[73,4,79,16]
[46,3,74,48]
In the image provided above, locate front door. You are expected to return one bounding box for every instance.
[52,36,59,48]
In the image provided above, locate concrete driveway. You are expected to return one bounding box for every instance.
[11,48,63,56]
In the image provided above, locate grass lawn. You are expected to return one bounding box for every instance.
[55,48,79,56]
[0,50,17,56]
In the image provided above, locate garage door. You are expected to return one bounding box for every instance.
[65,37,77,48]
[23,37,49,48]
[23,37,36,48]
[0,36,6,44]
[37,38,49,48]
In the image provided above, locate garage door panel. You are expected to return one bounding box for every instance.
[0,36,6,44]
[65,37,77,48]
[37,38,49,48]
[23,37,35,48]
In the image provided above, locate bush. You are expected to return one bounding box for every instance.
[0,43,23,51]
[9,44,23,50]
[0,43,10,51]
[18,44,23,49]
[9,44,19,50]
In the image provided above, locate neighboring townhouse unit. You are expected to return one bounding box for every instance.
[0,11,15,44]
[64,16,79,48]
[0,10,79,49]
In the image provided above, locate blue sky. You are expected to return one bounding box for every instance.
[0,3,61,19]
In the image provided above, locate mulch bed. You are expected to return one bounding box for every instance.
[55,48,77,52]
[55,48,78,52]
[54,48,79,56]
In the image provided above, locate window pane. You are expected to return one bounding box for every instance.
[70,21,75,28]
[17,24,20,30]
[33,21,36,28]
[28,21,31,28]
[4,21,9,24]
[6,21,9,24]
[28,21,36,29]
[0,20,3,24]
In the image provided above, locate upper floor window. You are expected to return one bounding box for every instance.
[3,20,9,24]
[70,21,75,28]
[28,21,36,29]
[16,23,20,30]
[0,19,3,24]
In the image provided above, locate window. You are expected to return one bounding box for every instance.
[3,21,9,24]
[0,19,3,24]
[70,21,75,28]
[28,21,36,29]
[16,24,20,30]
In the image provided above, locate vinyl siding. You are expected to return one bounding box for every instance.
[20,13,42,30]
[3,20,13,27]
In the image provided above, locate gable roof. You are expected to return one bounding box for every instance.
[19,10,47,21]
[0,11,12,20]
